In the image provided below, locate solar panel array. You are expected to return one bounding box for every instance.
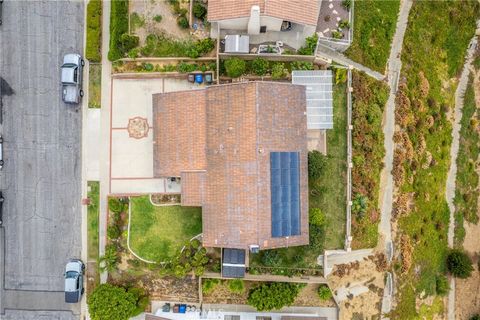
[270,152,301,238]
[292,70,334,130]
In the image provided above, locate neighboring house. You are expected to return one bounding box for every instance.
[208,0,321,50]
[152,82,309,269]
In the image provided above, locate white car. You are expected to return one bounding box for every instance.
[61,54,84,104]
[64,259,84,303]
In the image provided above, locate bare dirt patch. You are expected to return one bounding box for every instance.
[328,254,386,320]
[130,0,190,45]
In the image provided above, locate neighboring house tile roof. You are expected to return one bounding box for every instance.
[152,82,309,250]
[207,0,320,26]
[181,171,206,206]
[153,90,207,177]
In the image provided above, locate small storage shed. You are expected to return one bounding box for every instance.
[224,35,250,53]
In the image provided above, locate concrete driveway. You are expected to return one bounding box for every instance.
[0,0,83,317]
[109,77,199,195]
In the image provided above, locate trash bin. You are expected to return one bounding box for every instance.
[205,73,213,85]
[195,74,204,84]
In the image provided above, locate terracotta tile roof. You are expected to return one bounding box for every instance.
[152,82,308,250]
[181,171,206,206]
[153,90,207,177]
[208,0,320,26]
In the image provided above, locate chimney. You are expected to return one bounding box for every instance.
[247,5,261,35]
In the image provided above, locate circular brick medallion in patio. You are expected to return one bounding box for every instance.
[127,117,149,139]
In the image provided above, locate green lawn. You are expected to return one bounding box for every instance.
[391,1,479,317]
[310,81,348,249]
[88,64,101,108]
[129,196,202,262]
[87,181,100,261]
[454,75,480,245]
[351,71,389,249]
[345,0,400,73]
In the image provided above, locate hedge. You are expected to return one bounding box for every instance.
[86,0,102,62]
[108,0,129,61]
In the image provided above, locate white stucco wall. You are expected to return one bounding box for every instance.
[217,15,285,33]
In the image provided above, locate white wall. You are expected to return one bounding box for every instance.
[217,16,286,33]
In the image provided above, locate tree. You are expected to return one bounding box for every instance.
[251,58,269,76]
[224,58,246,78]
[308,150,327,180]
[446,249,473,278]
[87,284,137,320]
[317,285,332,300]
[247,282,302,311]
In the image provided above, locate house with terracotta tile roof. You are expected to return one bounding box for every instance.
[152,82,309,274]
[208,0,321,50]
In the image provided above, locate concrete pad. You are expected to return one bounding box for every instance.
[111,78,164,128]
[307,129,327,155]
[86,108,100,180]
[163,78,201,93]
[111,129,153,178]
[111,178,167,194]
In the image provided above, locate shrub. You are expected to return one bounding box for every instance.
[435,274,449,296]
[177,16,189,29]
[108,0,129,61]
[251,58,269,76]
[352,194,368,219]
[335,68,347,84]
[193,2,207,19]
[177,62,198,73]
[446,249,473,278]
[99,244,119,272]
[86,0,102,62]
[247,282,302,311]
[291,61,314,70]
[109,197,125,214]
[120,33,139,52]
[470,315,480,320]
[339,19,350,29]
[142,63,154,72]
[308,150,327,180]
[202,278,219,294]
[87,284,137,320]
[317,285,332,300]
[342,0,352,10]
[107,224,121,239]
[298,33,318,55]
[271,62,287,79]
[228,279,245,293]
[332,30,344,39]
[153,15,163,23]
[130,12,145,29]
[224,58,246,78]
[309,208,326,227]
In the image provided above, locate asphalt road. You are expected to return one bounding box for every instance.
[0,0,83,318]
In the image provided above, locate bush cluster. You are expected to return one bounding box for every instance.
[108,0,128,61]
[317,285,332,300]
[228,279,245,293]
[446,249,473,278]
[163,239,209,278]
[193,2,207,19]
[298,33,318,55]
[247,282,303,311]
[202,278,219,294]
[86,0,102,62]
[308,150,327,180]
[87,284,149,320]
[224,58,246,78]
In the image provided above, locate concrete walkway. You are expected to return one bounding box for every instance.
[98,0,112,284]
[315,43,385,81]
[445,23,480,320]
[377,1,413,318]
[319,249,374,277]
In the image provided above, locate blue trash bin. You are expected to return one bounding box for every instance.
[195,74,204,84]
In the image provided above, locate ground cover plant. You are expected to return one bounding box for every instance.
[454,76,479,244]
[129,196,202,262]
[351,71,388,248]
[390,1,479,317]
[345,0,399,73]
[88,64,101,108]
[139,34,214,58]
[86,0,102,62]
[87,181,100,294]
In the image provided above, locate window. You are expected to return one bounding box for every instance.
[73,68,78,82]
[76,278,79,289]
[256,317,272,320]
[260,26,267,33]
[224,316,240,320]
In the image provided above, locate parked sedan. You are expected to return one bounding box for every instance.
[64,259,84,303]
[61,54,84,104]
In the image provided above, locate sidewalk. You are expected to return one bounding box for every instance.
[98,0,112,284]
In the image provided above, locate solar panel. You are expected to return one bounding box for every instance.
[292,70,334,130]
[270,152,301,238]
[222,248,246,278]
